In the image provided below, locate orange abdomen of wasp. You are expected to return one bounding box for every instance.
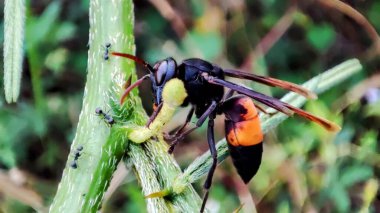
[224,97,263,147]
[222,96,263,184]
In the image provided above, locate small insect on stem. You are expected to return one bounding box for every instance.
[70,145,84,169]
[95,107,115,126]
[103,43,111,60]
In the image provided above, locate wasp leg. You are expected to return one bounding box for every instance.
[200,115,217,213]
[222,89,234,102]
[254,103,269,114]
[168,101,217,154]
[146,102,164,127]
[164,106,194,141]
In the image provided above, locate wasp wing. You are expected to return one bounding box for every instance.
[205,77,340,131]
[223,69,317,99]
[207,77,293,115]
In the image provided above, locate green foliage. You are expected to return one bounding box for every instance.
[183,31,223,59]
[25,1,61,48]
[123,184,147,213]
[307,24,336,52]
[368,2,380,30]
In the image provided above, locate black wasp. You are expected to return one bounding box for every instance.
[111,51,340,212]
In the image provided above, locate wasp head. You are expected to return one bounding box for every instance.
[150,57,177,106]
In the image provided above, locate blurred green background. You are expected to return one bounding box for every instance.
[1,0,380,212]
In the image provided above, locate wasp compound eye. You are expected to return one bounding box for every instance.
[154,60,168,86]
[153,58,177,86]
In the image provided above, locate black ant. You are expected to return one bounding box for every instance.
[70,145,84,169]
[103,43,111,60]
[95,107,115,126]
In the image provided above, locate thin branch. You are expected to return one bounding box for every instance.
[148,0,187,38]
[317,0,380,54]
[253,6,297,58]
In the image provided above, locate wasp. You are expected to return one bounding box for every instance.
[111,52,340,212]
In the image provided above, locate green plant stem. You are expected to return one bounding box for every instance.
[127,140,201,212]
[49,0,136,212]
[50,1,200,212]
[172,58,362,191]
[3,0,25,103]
[26,47,45,113]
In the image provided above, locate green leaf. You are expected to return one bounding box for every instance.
[124,184,147,213]
[183,31,223,60]
[0,146,16,167]
[368,2,380,31]
[25,1,61,48]
[340,166,373,188]
[307,24,336,52]
[53,22,76,42]
[44,48,68,74]
[330,184,350,212]
[360,130,377,148]
[364,100,380,117]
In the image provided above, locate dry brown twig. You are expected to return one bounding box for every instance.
[241,5,297,71]
[253,6,297,58]
[0,169,46,212]
[148,0,187,37]
[317,0,380,56]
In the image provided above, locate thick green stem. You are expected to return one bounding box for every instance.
[3,0,25,103]
[49,0,136,212]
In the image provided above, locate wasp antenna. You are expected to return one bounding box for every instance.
[111,52,154,72]
[120,74,150,104]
